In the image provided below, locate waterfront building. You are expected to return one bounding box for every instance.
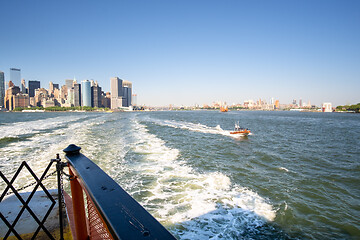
[110,77,123,109]
[4,85,20,110]
[14,93,30,108]
[0,71,4,107]
[81,80,91,107]
[34,88,49,107]
[28,80,40,97]
[122,86,130,107]
[73,83,81,107]
[275,100,280,109]
[9,68,21,89]
[91,84,102,108]
[21,79,26,93]
[42,98,56,108]
[101,92,111,108]
[123,80,132,107]
[322,102,332,112]
[53,84,59,90]
[299,98,303,107]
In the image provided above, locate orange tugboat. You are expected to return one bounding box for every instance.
[230,122,251,136]
[220,105,228,112]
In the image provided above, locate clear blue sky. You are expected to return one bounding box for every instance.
[1,0,359,107]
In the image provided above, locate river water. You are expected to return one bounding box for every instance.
[0,111,359,239]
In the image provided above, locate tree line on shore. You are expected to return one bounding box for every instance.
[336,103,360,113]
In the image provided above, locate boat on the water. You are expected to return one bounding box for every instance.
[230,122,251,136]
[220,106,228,112]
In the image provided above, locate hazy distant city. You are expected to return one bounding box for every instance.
[0,67,348,113]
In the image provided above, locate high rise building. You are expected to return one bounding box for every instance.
[73,83,81,107]
[122,80,132,107]
[275,100,280,109]
[4,86,20,110]
[49,82,54,93]
[132,94,137,106]
[322,102,332,112]
[110,77,123,109]
[0,71,5,107]
[10,68,21,88]
[299,98,303,107]
[65,79,74,89]
[21,79,26,93]
[81,80,91,107]
[91,84,102,108]
[28,80,41,97]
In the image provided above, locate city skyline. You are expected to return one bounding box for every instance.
[0,68,351,108]
[1,1,359,107]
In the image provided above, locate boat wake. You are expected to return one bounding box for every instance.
[142,117,249,139]
[128,117,274,239]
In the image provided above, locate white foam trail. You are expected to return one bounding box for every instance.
[0,115,88,139]
[142,117,248,139]
[129,117,275,238]
[0,114,109,191]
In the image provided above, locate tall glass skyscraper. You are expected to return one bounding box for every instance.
[28,80,41,97]
[110,77,123,109]
[81,80,91,107]
[0,71,5,107]
[73,83,81,107]
[10,68,21,88]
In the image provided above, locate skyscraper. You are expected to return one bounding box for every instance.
[21,79,26,93]
[81,80,91,107]
[132,94,137,106]
[0,71,5,107]
[123,86,129,107]
[65,79,74,89]
[28,80,41,97]
[123,80,132,107]
[10,68,21,88]
[91,84,102,108]
[73,83,81,107]
[110,77,123,109]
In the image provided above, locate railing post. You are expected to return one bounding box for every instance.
[64,144,88,240]
[54,153,64,240]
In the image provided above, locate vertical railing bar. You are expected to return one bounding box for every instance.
[55,153,64,240]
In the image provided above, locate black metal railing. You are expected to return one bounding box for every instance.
[1,144,176,240]
[63,144,176,240]
[0,159,65,240]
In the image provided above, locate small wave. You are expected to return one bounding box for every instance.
[0,136,23,145]
[278,167,289,172]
